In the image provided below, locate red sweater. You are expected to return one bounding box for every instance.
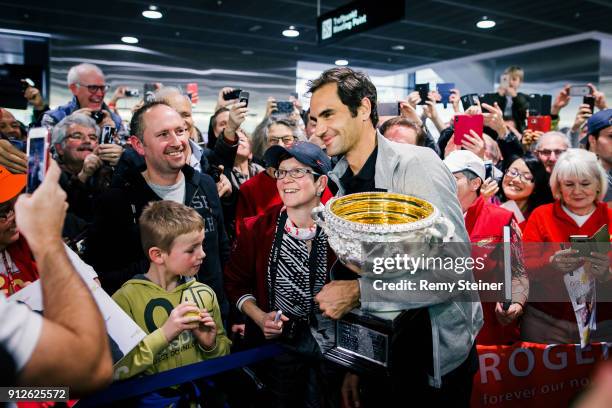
[465,196,520,345]
[522,201,612,322]
[234,171,333,237]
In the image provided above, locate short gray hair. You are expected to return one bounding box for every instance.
[534,131,570,151]
[66,63,104,87]
[52,113,99,146]
[550,148,607,201]
[154,86,187,104]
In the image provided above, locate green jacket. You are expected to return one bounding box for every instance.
[112,276,231,380]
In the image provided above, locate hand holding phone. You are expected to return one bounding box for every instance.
[415,83,430,105]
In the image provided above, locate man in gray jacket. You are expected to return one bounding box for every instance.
[311,67,483,407]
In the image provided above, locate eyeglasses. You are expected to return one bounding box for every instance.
[268,136,297,145]
[0,208,15,223]
[536,148,566,158]
[274,168,320,180]
[77,83,110,93]
[505,168,534,183]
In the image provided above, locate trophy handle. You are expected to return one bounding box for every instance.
[311,205,326,227]
[435,217,455,242]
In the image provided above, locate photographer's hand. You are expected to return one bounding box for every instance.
[225,102,247,141]
[216,87,237,111]
[216,169,232,198]
[0,139,27,174]
[97,144,123,166]
[23,84,45,110]
[449,89,461,113]
[552,85,571,115]
[78,154,103,183]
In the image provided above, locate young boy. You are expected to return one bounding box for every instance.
[112,200,231,380]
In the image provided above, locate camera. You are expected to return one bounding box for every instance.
[223,89,242,101]
[100,125,116,145]
[124,88,139,97]
[207,164,222,183]
[91,110,105,124]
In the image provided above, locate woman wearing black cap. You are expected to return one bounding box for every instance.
[225,141,345,407]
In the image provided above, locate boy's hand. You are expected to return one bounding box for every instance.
[258,310,289,339]
[161,302,202,342]
[192,308,217,349]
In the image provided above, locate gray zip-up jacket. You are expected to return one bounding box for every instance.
[327,131,483,387]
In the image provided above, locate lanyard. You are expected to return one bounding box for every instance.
[1,250,17,295]
[268,210,320,315]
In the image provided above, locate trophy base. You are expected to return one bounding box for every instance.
[324,309,402,376]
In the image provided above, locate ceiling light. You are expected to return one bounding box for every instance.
[121,36,139,44]
[391,44,405,51]
[241,50,254,55]
[335,59,349,66]
[282,26,300,38]
[142,5,162,19]
[476,16,496,29]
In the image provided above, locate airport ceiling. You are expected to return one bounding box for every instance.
[1,0,611,90]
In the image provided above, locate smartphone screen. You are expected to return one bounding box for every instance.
[461,94,478,111]
[26,127,49,193]
[100,125,115,145]
[569,85,590,97]
[583,96,595,113]
[276,101,294,114]
[239,91,249,107]
[484,160,493,180]
[500,74,510,88]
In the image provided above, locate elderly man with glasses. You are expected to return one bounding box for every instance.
[533,131,569,173]
[41,63,123,130]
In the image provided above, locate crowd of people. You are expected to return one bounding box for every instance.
[0,61,611,407]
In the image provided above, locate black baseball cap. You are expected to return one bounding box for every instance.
[265,141,331,175]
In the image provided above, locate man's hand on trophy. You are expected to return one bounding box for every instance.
[315,280,360,320]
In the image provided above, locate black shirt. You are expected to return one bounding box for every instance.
[338,146,383,194]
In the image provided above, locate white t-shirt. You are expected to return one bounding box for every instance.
[147,174,186,204]
[0,294,42,371]
[562,204,596,228]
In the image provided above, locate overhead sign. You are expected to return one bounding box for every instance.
[317,0,405,45]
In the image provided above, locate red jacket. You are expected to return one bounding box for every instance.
[522,201,612,322]
[224,204,337,313]
[2,235,38,297]
[234,171,333,236]
[465,196,520,345]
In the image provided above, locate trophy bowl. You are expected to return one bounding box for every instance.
[312,192,454,269]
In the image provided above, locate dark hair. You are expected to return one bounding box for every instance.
[211,107,230,130]
[379,117,425,145]
[130,101,170,142]
[307,67,378,127]
[499,154,553,216]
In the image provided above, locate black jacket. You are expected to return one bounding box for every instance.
[85,165,231,316]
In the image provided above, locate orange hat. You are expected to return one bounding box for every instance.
[0,165,26,203]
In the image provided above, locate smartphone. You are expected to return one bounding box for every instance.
[500,74,510,89]
[569,85,591,97]
[437,83,455,107]
[124,88,139,97]
[100,125,116,145]
[453,114,484,145]
[541,94,552,116]
[460,94,479,111]
[21,78,35,92]
[223,89,242,101]
[143,83,157,103]
[186,83,198,104]
[478,93,498,108]
[527,116,552,133]
[377,102,400,117]
[528,94,542,116]
[26,127,49,193]
[569,235,591,257]
[239,91,249,107]
[583,95,595,113]
[276,101,294,114]
[415,83,429,105]
[484,160,493,180]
